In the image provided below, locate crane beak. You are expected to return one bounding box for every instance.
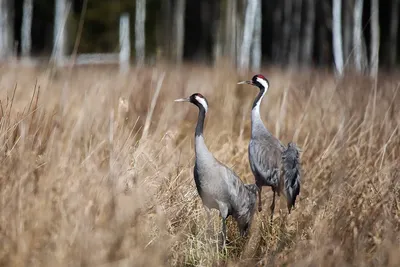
[237,80,253,85]
[174,97,190,102]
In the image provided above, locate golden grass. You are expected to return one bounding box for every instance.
[0,63,399,266]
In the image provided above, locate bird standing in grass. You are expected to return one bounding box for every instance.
[237,75,301,220]
[175,93,258,248]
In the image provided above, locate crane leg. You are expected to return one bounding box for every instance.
[219,203,229,251]
[258,186,263,212]
[270,189,276,222]
[221,217,227,250]
[204,206,212,236]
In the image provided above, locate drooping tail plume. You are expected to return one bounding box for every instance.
[282,142,301,213]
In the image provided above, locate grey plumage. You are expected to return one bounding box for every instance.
[282,142,301,213]
[175,93,258,248]
[238,74,301,219]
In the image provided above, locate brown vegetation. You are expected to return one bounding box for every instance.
[0,64,399,266]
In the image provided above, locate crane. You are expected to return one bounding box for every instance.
[175,93,258,248]
[237,74,301,220]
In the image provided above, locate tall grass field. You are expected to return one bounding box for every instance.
[0,64,399,266]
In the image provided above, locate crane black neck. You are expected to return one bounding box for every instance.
[252,86,267,110]
[195,105,207,137]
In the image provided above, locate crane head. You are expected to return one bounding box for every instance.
[174,93,209,113]
[237,74,269,90]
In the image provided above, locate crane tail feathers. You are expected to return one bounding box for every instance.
[282,142,301,213]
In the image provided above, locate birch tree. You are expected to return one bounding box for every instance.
[289,0,302,66]
[0,0,14,60]
[353,0,367,73]
[302,0,315,66]
[21,0,33,58]
[317,1,330,65]
[343,0,353,66]
[389,0,399,67]
[135,0,146,65]
[282,0,293,65]
[239,0,257,72]
[251,0,261,72]
[370,0,379,77]
[225,0,237,64]
[272,1,282,63]
[160,0,172,60]
[173,0,186,64]
[53,0,71,65]
[333,0,344,75]
[236,0,246,66]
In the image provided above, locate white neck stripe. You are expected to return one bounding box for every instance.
[195,96,208,112]
[256,77,269,90]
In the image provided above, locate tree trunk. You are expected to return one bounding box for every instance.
[135,0,146,65]
[272,1,282,63]
[239,0,257,72]
[317,1,330,65]
[173,0,186,64]
[369,0,379,77]
[353,0,367,73]
[333,0,344,75]
[251,0,261,72]
[282,0,293,65]
[236,0,246,66]
[119,14,131,73]
[53,0,70,65]
[289,0,302,67]
[160,0,172,60]
[343,0,353,68]
[301,0,315,66]
[213,0,223,64]
[21,0,33,58]
[225,0,237,64]
[389,0,398,67]
[0,0,14,60]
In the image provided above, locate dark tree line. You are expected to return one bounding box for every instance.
[0,0,399,75]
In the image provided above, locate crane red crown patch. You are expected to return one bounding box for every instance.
[256,74,266,80]
[195,93,205,98]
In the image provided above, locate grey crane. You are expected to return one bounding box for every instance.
[237,74,301,220]
[174,93,258,248]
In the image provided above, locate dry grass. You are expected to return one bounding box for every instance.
[0,63,399,267]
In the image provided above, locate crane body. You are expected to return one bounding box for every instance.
[238,75,301,219]
[175,93,258,247]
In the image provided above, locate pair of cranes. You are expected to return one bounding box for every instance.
[174,74,301,248]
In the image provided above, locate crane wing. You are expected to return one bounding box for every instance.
[249,139,282,186]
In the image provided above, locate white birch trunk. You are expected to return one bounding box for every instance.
[160,0,172,60]
[135,0,146,65]
[239,0,257,72]
[251,0,261,72]
[343,0,353,66]
[272,2,282,62]
[389,0,399,67]
[333,0,344,75]
[225,0,237,63]
[283,0,293,64]
[302,0,315,66]
[174,0,186,64]
[53,0,70,65]
[353,0,367,73]
[0,0,14,60]
[120,14,131,73]
[236,2,244,66]
[370,0,379,78]
[21,0,33,58]
[289,0,302,66]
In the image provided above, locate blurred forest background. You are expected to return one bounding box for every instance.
[0,0,398,75]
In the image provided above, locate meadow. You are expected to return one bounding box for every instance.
[0,63,398,266]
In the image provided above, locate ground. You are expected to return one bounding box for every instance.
[0,63,398,266]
